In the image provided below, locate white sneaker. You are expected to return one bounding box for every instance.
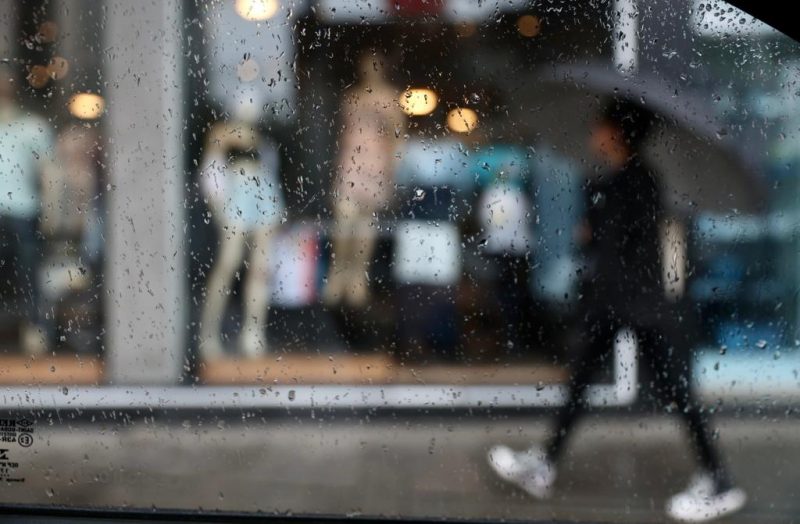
[487,444,556,499]
[666,479,746,523]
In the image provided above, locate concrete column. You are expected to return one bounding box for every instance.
[613,0,638,74]
[0,0,15,60]
[103,0,186,384]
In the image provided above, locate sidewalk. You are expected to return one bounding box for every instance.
[0,415,796,522]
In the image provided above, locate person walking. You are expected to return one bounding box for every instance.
[487,97,746,523]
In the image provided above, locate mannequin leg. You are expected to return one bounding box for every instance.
[199,224,246,359]
[240,223,278,357]
[346,212,377,308]
[323,199,357,306]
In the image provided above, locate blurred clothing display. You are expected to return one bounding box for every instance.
[200,139,285,230]
[393,137,472,362]
[324,52,405,308]
[0,113,54,219]
[199,121,285,359]
[396,137,475,191]
[0,67,56,355]
[268,224,321,308]
[474,144,534,351]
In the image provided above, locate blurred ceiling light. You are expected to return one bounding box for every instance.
[399,88,438,116]
[47,56,70,80]
[235,0,279,21]
[447,107,478,133]
[27,65,50,89]
[68,93,105,120]
[517,14,541,37]
[36,21,59,44]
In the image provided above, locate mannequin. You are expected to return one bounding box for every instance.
[0,65,57,355]
[323,51,405,308]
[198,118,285,359]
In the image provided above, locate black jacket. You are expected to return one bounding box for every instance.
[579,157,666,321]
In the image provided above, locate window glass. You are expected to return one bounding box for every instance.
[0,1,796,522]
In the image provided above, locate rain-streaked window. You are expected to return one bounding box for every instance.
[0,1,796,522]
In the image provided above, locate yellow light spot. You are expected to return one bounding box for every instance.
[234,0,279,21]
[517,14,541,38]
[447,108,479,134]
[37,21,59,44]
[68,93,105,120]
[399,88,438,116]
[27,65,50,89]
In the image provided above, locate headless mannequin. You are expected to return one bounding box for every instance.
[323,52,405,308]
[199,120,284,359]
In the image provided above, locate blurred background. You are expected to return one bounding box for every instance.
[0,0,798,521]
[0,0,795,402]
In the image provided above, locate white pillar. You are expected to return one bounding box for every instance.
[103,0,186,384]
[614,0,639,74]
[0,0,15,60]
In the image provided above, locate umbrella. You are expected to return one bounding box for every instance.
[522,63,766,214]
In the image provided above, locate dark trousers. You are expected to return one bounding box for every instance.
[489,253,533,351]
[545,307,732,489]
[0,215,44,326]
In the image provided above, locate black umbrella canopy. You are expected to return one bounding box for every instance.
[523,63,766,215]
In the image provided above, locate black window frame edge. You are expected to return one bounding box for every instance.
[0,504,598,524]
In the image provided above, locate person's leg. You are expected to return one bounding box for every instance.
[199,224,246,359]
[496,254,529,354]
[637,327,732,490]
[545,312,616,462]
[240,223,278,356]
[487,309,617,499]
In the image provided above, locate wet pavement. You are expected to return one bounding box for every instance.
[0,413,797,523]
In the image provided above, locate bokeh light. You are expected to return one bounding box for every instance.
[399,88,438,116]
[68,93,105,120]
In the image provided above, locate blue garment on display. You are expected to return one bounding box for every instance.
[395,138,475,192]
[200,140,285,230]
[473,144,530,190]
[0,113,55,219]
